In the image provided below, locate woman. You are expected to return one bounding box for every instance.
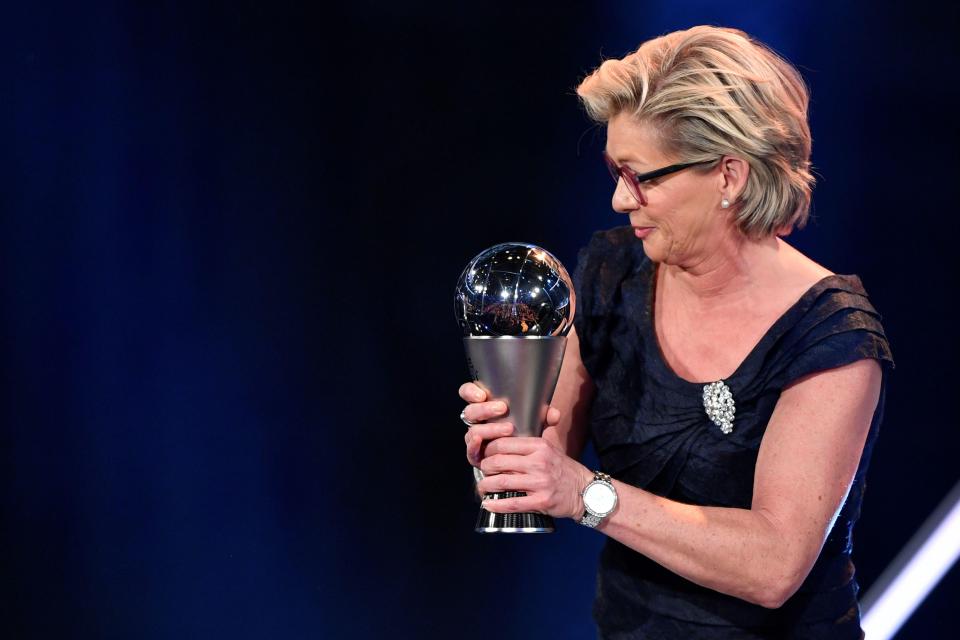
[458,26,894,639]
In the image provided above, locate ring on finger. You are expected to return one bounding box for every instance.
[460,411,474,429]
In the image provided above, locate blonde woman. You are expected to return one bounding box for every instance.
[459,26,894,639]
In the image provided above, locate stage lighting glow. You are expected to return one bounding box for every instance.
[861,480,960,640]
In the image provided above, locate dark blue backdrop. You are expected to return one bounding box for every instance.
[2,2,957,638]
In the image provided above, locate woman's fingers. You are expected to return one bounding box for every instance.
[541,425,562,447]
[477,469,542,495]
[545,406,561,426]
[465,422,514,466]
[483,436,544,457]
[464,423,514,446]
[482,493,544,514]
[458,382,507,423]
[458,382,487,403]
[462,400,508,424]
[480,452,538,476]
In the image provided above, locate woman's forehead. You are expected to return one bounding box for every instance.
[605,115,667,167]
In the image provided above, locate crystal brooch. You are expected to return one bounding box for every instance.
[702,380,735,434]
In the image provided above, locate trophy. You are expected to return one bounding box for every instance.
[454,243,575,533]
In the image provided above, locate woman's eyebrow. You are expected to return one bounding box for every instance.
[606,148,651,168]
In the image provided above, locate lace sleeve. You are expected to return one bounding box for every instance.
[572,226,649,383]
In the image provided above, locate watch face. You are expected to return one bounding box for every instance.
[584,482,617,515]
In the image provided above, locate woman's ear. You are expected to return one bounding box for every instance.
[718,156,749,203]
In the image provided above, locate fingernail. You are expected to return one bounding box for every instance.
[493,401,506,413]
[473,390,484,401]
[501,423,513,433]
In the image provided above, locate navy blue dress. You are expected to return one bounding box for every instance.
[572,226,895,640]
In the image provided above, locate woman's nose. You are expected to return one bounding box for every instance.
[612,178,640,213]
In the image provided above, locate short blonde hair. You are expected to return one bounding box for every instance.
[576,26,814,238]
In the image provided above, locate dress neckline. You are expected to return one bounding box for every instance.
[645,261,862,389]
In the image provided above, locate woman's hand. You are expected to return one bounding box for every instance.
[476,422,594,521]
[459,381,593,520]
[459,382,514,468]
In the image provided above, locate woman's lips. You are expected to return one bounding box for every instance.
[633,226,655,239]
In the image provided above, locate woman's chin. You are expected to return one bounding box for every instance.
[636,234,660,259]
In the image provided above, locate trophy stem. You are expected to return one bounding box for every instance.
[464,336,567,534]
[475,492,555,533]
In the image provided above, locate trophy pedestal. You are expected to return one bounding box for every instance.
[475,491,555,533]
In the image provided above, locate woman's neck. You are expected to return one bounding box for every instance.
[659,234,787,311]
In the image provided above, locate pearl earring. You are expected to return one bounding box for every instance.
[721,198,730,209]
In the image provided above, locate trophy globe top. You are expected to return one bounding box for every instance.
[454,243,575,337]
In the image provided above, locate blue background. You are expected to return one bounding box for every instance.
[2,2,957,638]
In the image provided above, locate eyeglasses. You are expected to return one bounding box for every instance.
[602,151,718,206]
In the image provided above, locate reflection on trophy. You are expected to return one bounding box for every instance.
[454,243,575,533]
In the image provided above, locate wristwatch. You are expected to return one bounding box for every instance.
[578,470,618,528]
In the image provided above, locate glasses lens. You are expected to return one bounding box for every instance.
[602,153,644,205]
[603,153,620,184]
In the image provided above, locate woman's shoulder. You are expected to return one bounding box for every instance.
[776,242,878,325]
[753,266,896,389]
[763,242,879,331]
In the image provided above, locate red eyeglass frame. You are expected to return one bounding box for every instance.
[602,151,718,205]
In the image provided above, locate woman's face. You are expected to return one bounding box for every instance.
[605,113,729,266]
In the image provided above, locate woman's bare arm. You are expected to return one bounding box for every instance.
[547,326,595,459]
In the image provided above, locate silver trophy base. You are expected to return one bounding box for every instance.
[475,492,555,533]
